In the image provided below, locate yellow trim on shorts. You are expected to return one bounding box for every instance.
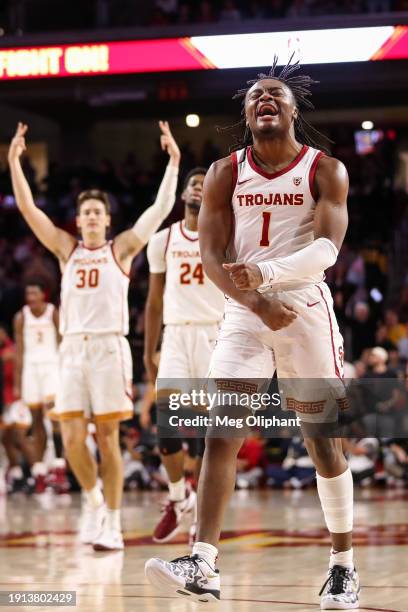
[56,410,85,421]
[27,403,43,410]
[93,410,133,423]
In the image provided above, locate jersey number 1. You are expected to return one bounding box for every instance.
[260,211,271,247]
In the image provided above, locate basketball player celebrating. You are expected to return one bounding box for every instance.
[144,167,224,543]
[13,280,59,492]
[9,120,180,551]
[146,58,359,609]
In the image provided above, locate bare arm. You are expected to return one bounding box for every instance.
[199,158,297,331]
[13,311,24,399]
[52,307,62,344]
[113,121,180,273]
[143,273,165,383]
[8,123,76,262]
[226,156,349,289]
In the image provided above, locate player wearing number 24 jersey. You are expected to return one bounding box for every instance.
[8,120,181,553]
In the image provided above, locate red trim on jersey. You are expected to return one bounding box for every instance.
[316,285,342,380]
[231,151,238,192]
[110,242,131,278]
[79,241,108,251]
[179,220,198,242]
[247,144,308,180]
[164,225,172,256]
[309,151,325,201]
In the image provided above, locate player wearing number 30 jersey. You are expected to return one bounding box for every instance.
[9,120,180,553]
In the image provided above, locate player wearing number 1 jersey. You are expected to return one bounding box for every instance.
[146,57,359,609]
[8,120,180,552]
[144,168,224,544]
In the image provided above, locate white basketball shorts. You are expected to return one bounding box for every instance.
[22,361,58,409]
[208,282,346,423]
[55,334,133,422]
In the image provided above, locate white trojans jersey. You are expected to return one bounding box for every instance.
[60,240,129,335]
[231,144,325,287]
[23,303,58,364]
[147,220,224,325]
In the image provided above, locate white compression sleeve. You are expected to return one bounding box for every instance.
[257,237,338,285]
[132,163,178,244]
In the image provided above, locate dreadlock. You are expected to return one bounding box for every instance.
[221,53,332,154]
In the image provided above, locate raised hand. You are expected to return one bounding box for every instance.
[223,261,264,290]
[159,120,180,165]
[8,122,28,163]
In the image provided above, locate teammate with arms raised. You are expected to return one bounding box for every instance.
[146,57,359,609]
[9,120,180,551]
[144,167,224,543]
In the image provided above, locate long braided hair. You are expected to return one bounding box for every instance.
[222,54,332,154]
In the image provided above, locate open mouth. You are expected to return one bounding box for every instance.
[257,104,279,118]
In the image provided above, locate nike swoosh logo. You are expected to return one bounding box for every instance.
[237,178,253,185]
[307,301,320,308]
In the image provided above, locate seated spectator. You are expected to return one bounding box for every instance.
[343,438,379,485]
[349,302,376,360]
[236,433,265,489]
[266,437,315,489]
[384,308,407,346]
[383,438,408,485]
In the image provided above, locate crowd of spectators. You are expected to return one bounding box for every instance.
[1,0,405,36]
[1,124,408,493]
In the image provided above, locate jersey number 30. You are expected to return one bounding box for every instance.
[180,263,204,285]
[76,268,99,288]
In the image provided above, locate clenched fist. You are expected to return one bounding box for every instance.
[223,261,263,290]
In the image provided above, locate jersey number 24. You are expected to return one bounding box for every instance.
[180,262,204,285]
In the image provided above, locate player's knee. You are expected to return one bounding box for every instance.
[304,437,343,472]
[96,422,119,457]
[159,437,182,455]
[205,436,243,457]
[61,425,87,454]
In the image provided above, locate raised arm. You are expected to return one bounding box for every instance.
[113,121,180,274]
[226,156,349,290]
[8,123,76,262]
[199,157,297,331]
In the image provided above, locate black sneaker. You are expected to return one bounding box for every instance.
[145,553,220,603]
[319,565,360,609]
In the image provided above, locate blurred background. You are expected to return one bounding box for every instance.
[1,0,408,493]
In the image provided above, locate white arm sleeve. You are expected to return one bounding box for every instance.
[147,229,168,274]
[132,163,178,244]
[257,237,338,285]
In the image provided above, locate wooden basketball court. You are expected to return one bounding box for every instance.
[0,488,406,611]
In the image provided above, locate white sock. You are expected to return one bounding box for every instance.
[32,462,47,477]
[52,458,66,470]
[316,468,354,533]
[106,508,121,532]
[9,466,23,480]
[330,548,354,570]
[168,477,186,502]
[192,541,218,569]
[84,485,104,509]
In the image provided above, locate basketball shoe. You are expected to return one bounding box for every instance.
[93,523,124,551]
[319,565,360,609]
[145,554,220,603]
[79,501,106,544]
[153,487,196,543]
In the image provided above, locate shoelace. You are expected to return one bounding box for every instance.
[319,565,350,596]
